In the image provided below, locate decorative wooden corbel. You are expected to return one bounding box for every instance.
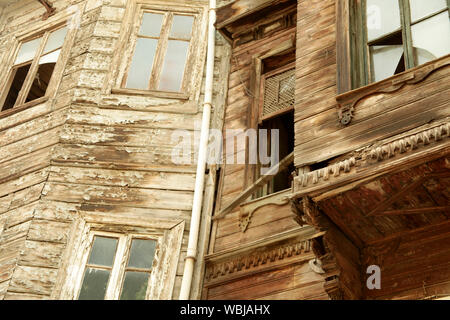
[336,59,450,126]
[37,0,56,20]
[238,194,289,232]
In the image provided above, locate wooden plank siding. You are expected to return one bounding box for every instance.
[0,0,230,299]
[206,0,329,300]
[294,0,450,167]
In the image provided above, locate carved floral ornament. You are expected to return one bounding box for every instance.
[238,192,290,232]
[205,238,313,282]
[292,121,450,195]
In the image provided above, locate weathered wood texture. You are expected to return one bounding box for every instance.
[0,0,229,299]
[213,23,299,253]
[363,220,450,300]
[206,1,328,300]
[294,0,450,167]
[206,261,328,300]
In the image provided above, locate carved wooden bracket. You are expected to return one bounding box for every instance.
[289,196,363,299]
[336,59,450,126]
[238,193,289,232]
[37,0,56,20]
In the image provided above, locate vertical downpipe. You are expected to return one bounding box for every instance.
[179,0,216,300]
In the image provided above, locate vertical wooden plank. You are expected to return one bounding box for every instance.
[336,0,352,93]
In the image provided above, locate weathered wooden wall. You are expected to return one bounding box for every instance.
[293,0,450,300]
[205,0,328,300]
[294,0,450,168]
[0,0,230,300]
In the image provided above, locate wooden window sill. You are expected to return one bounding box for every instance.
[336,54,450,126]
[0,96,49,120]
[111,88,190,100]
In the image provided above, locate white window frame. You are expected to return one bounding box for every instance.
[75,231,159,300]
[0,7,79,115]
[56,213,185,300]
[110,1,208,100]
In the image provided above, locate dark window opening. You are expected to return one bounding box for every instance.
[255,110,294,197]
[26,62,56,102]
[1,63,31,111]
[0,26,67,113]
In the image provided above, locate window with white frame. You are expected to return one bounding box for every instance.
[122,8,198,93]
[0,25,68,111]
[77,233,157,300]
[59,216,184,301]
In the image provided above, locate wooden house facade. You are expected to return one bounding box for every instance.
[204,0,450,300]
[0,0,449,301]
[0,0,231,300]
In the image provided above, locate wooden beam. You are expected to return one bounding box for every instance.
[375,206,450,216]
[212,152,294,220]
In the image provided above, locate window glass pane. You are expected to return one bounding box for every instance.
[158,40,189,92]
[87,236,118,266]
[409,0,447,23]
[26,61,57,102]
[2,64,31,111]
[412,12,450,65]
[127,239,156,269]
[169,15,194,40]
[43,27,68,54]
[126,38,158,89]
[370,45,404,82]
[366,0,401,41]
[15,37,42,65]
[78,268,110,300]
[139,12,164,37]
[39,49,61,65]
[120,271,150,300]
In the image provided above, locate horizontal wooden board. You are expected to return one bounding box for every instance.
[214,216,299,252]
[0,108,66,148]
[207,262,325,300]
[48,166,196,191]
[52,144,194,167]
[0,127,60,166]
[27,220,71,244]
[19,240,66,269]
[42,182,194,211]
[8,266,57,296]
[0,169,49,198]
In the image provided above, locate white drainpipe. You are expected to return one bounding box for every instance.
[179,0,216,300]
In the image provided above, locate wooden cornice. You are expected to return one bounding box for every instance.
[291,120,450,200]
[204,227,321,285]
[215,0,292,29]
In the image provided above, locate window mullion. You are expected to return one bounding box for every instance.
[352,0,369,88]
[149,12,172,90]
[105,235,128,300]
[399,0,415,69]
[14,32,49,107]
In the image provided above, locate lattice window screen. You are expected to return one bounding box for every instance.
[262,68,295,118]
